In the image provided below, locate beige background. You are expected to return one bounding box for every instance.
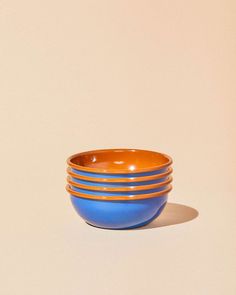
[1,0,236,294]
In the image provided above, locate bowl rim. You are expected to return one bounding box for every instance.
[67,175,172,192]
[67,148,172,174]
[67,166,173,183]
[66,184,172,200]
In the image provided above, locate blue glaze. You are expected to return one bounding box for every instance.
[71,177,168,187]
[70,194,168,229]
[71,168,167,178]
[71,185,168,196]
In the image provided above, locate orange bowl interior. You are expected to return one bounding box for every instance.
[68,149,172,173]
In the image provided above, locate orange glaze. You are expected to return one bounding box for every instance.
[67,148,172,174]
[66,184,172,201]
[67,175,173,192]
[66,166,173,183]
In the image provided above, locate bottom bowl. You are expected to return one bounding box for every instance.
[70,194,168,229]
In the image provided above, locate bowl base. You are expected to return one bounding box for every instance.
[86,219,151,230]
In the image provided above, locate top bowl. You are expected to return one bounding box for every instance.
[67,149,172,175]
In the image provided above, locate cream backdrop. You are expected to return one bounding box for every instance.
[1,0,236,294]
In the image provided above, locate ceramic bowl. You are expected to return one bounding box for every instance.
[67,167,173,187]
[66,184,172,200]
[67,149,172,177]
[67,186,171,229]
[67,176,172,194]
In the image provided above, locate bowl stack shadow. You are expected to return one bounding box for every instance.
[66,149,173,230]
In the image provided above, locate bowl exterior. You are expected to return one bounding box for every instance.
[71,167,168,178]
[71,185,169,196]
[67,166,173,184]
[70,176,168,187]
[70,194,168,229]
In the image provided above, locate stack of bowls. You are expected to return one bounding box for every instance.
[66,149,173,229]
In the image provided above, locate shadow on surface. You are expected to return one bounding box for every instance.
[136,203,199,230]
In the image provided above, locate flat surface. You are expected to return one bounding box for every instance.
[0,0,236,294]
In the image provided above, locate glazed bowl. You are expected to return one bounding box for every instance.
[67,167,173,187]
[66,185,172,229]
[67,149,172,178]
[66,184,172,200]
[67,175,172,195]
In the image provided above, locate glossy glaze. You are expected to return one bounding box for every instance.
[67,166,173,184]
[67,149,172,174]
[71,167,168,178]
[66,184,172,200]
[67,175,172,192]
[71,185,168,196]
[70,176,168,187]
[70,194,168,229]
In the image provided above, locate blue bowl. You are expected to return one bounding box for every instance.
[71,185,168,196]
[70,176,168,187]
[70,194,168,229]
[71,167,168,178]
